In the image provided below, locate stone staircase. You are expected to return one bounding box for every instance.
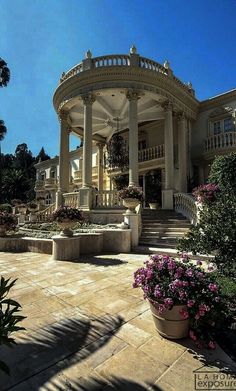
[139,209,191,249]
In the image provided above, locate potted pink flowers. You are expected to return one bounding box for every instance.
[52,206,83,237]
[133,254,226,347]
[0,212,17,236]
[118,186,144,214]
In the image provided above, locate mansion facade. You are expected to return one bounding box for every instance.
[35,46,236,212]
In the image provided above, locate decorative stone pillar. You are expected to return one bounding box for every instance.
[188,120,193,181]
[126,90,139,187]
[142,173,146,207]
[97,143,104,191]
[162,102,174,209]
[178,112,188,193]
[79,93,96,210]
[82,93,95,187]
[56,110,70,208]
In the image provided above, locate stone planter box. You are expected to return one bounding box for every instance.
[0,229,131,256]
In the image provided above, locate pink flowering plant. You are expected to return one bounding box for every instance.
[51,206,83,223]
[192,183,219,204]
[0,212,17,230]
[133,254,228,349]
[118,186,144,202]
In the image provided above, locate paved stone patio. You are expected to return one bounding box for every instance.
[0,251,235,391]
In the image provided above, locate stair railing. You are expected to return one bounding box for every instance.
[174,193,198,225]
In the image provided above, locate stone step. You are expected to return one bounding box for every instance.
[133,245,214,262]
[142,227,189,232]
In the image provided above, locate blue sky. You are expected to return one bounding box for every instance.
[1,0,236,156]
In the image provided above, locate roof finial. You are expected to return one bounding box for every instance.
[130,45,137,54]
[163,60,170,69]
[85,49,92,59]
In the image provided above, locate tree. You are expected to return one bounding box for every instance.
[36,147,50,162]
[14,143,35,174]
[0,120,7,202]
[208,152,236,194]
[178,153,236,276]
[0,58,10,87]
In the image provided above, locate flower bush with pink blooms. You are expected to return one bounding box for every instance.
[192,183,219,204]
[133,254,229,349]
[51,206,83,223]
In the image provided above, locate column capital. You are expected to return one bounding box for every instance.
[58,109,68,122]
[81,93,96,105]
[177,111,187,122]
[96,142,105,149]
[126,89,141,101]
[162,100,173,112]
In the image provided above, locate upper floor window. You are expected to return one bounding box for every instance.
[224,117,233,132]
[213,121,221,135]
[209,107,235,136]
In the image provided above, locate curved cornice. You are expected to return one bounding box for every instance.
[53,67,199,120]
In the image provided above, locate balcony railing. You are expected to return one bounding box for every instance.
[138,145,165,162]
[94,190,123,208]
[45,178,57,187]
[60,53,194,95]
[35,180,44,190]
[205,132,236,153]
[63,192,80,208]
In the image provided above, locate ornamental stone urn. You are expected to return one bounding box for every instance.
[58,221,75,237]
[123,198,140,214]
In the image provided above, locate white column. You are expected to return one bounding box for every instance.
[56,110,70,208]
[142,173,146,207]
[188,119,193,180]
[178,113,188,193]
[97,143,104,191]
[82,94,95,188]
[162,102,174,209]
[126,90,139,187]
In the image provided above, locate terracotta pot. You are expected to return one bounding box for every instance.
[123,198,140,214]
[58,220,75,237]
[149,300,189,339]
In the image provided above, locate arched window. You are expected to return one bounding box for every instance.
[45,193,52,205]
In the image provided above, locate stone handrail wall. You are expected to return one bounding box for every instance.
[138,144,165,162]
[36,203,56,222]
[139,56,167,74]
[59,53,193,95]
[174,193,198,225]
[63,192,80,208]
[93,55,130,68]
[205,132,236,152]
[94,190,123,208]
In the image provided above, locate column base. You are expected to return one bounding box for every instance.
[56,189,63,209]
[162,189,174,210]
[124,213,139,247]
[79,187,93,210]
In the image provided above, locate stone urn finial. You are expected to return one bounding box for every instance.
[164,60,170,69]
[187,81,192,89]
[85,49,92,59]
[130,45,137,54]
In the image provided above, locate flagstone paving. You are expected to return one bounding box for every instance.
[0,251,235,391]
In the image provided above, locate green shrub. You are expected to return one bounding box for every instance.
[208,152,236,194]
[0,277,26,374]
[0,204,13,213]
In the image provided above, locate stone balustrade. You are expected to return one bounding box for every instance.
[174,193,198,225]
[205,132,236,153]
[94,190,123,208]
[36,203,56,222]
[138,144,165,162]
[44,178,57,187]
[63,192,80,208]
[59,53,194,95]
